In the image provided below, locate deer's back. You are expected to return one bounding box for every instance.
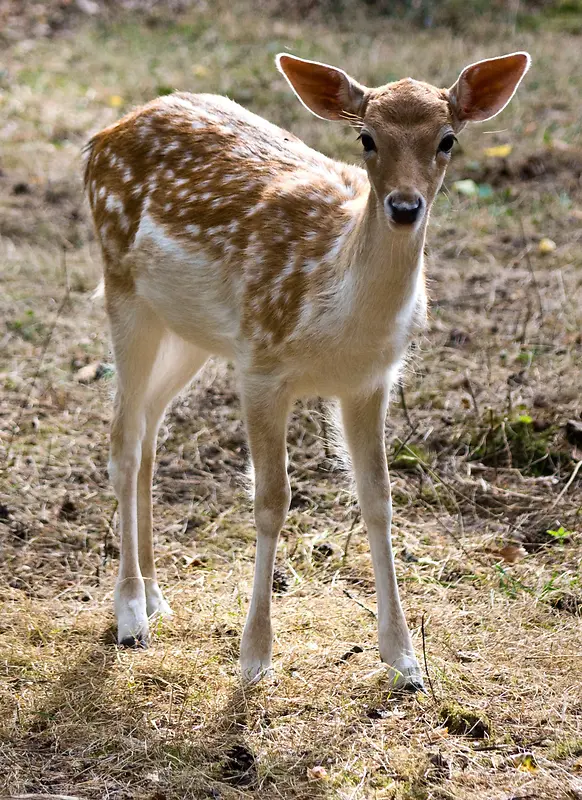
[85,93,369,357]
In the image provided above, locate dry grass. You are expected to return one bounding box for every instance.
[1,5,581,799]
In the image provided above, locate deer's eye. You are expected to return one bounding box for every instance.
[359,133,376,153]
[438,134,456,154]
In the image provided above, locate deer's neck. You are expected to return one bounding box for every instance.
[342,188,427,313]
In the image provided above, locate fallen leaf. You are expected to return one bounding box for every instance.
[452,179,479,196]
[538,237,556,254]
[498,544,527,564]
[483,144,512,158]
[510,752,538,773]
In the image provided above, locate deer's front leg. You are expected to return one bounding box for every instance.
[240,378,291,683]
[341,383,423,692]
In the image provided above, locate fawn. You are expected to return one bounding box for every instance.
[84,51,530,690]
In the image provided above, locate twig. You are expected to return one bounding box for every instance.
[421,613,437,703]
[518,215,544,325]
[552,459,582,508]
[343,589,377,619]
[519,297,533,344]
[398,383,415,432]
[317,397,334,463]
[342,510,361,563]
[389,425,418,467]
[463,373,480,415]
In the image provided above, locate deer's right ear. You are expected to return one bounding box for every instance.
[276,53,367,122]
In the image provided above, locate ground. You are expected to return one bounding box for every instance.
[0,4,581,799]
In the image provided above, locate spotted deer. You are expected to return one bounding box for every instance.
[84,51,530,691]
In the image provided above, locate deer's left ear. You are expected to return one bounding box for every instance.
[449,52,531,125]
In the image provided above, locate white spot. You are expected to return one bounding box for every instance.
[105,193,124,214]
[135,211,186,258]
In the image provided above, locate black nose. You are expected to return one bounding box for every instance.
[387,192,423,225]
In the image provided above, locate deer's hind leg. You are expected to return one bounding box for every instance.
[107,283,207,646]
[137,333,209,619]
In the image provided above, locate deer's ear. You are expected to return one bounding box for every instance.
[449,52,531,124]
[276,53,367,122]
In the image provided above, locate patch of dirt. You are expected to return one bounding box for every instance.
[0,170,90,248]
[470,148,582,191]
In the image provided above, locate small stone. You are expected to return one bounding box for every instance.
[307,765,328,781]
[565,419,582,447]
[74,362,105,384]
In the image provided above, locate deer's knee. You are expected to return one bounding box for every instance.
[109,404,145,494]
[359,490,392,531]
[254,471,291,536]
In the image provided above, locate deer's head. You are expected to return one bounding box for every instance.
[277,51,530,231]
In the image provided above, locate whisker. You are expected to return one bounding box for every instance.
[339,109,364,129]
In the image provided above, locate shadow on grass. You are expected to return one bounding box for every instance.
[2,623,423,799]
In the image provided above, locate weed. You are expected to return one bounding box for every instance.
[439,701,491,739]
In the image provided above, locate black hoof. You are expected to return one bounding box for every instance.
[404,679,426,694]
[119,634,148,649]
